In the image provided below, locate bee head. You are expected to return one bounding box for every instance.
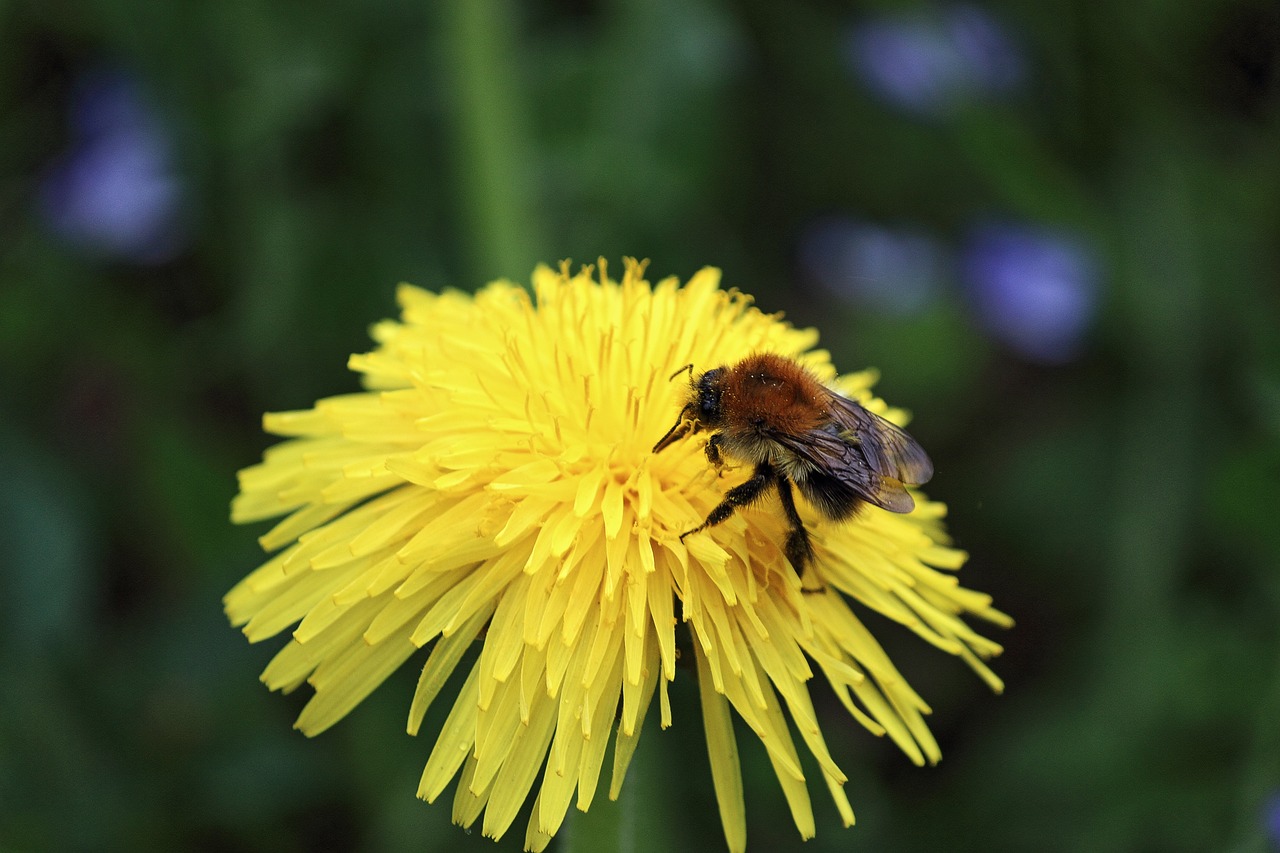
[652,364,726,453]
[693,367,726,426]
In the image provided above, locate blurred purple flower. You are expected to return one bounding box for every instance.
[948,5,1024,93]
[1265,792,1280,847]
[799,218,944,315]
[846,4,1024,116]
[40,69,187,264]
[961,222,1099,363]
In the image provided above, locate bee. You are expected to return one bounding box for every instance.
[652,353,934,583]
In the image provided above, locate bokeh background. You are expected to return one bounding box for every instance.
[4,1,1280,851]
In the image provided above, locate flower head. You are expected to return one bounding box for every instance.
[40,67,186,263]
[799,217,946,315]
[226,259,1009,851]
[846,5,1024,117]
[961,222,1100,363]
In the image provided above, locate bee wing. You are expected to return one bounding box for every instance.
[767,393,932,515]
[826,393,934,486]
[775,427,917,513]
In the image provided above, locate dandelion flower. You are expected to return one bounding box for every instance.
[226,259,1010,851]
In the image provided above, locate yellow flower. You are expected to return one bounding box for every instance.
[226,259,1010,851]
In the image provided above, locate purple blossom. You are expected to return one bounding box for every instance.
[1264,793,1280,847]
[961,222,1099,363]
[948,5,1024,94]
[846,4,1024,116]
[799,218,944,315]
[40,69,187,264]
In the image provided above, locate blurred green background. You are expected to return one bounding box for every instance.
[4,0,1280,851]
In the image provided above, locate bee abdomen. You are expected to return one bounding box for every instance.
[795,471,863,520]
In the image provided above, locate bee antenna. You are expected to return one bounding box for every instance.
[669,364,695,382]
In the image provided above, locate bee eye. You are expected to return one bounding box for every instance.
[693,368,724,421]
[698,388,722,420]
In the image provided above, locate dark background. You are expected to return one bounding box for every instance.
[3,1,1280,851]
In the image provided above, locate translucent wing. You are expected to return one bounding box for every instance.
[769,391,932,516]
[826,393,933,486]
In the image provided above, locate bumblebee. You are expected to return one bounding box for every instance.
[653,353,933,580]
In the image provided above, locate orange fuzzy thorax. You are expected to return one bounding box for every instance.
[718,353,828,442]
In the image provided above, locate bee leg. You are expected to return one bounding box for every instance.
[704,433,724,467]
[680,462,775,542]
[705,435,744,476]
[775,477,821,590]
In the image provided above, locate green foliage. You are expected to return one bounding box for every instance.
[3,0,1279,850]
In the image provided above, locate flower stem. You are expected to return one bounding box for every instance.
[438,0,542,282]
[560,772,636,853]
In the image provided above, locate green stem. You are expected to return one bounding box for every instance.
[438,0,542,282]
[560,768,635,853]
[1102,133,1201,655]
